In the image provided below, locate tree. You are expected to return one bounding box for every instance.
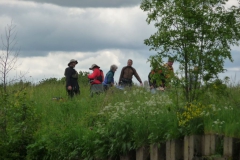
[0,21,19,93]
[141,0,240,102]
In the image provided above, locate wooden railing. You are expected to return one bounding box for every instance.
[117,135,240,160]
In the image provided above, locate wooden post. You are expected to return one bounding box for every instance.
[184,135,202,160]
[223,136,240,159]
[120,155,131,160]
[150,143,166,160]
[166,139,183,160]
[202,134,219,156]
[136,146,149,160]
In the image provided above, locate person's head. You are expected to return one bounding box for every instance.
[127,59,133,66]
[89,64,100,70]
[68,59,78,67]
[110,64,118,72]
[167,57,174,67]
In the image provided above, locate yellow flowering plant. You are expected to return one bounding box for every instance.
[177,102,209,135]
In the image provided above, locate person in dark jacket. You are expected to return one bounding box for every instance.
[118,59,142,87]
[103,64,118,90]
[64,59,80,97]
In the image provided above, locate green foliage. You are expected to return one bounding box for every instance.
[148,56,175,87]
[140,0,240,102]
[0,89,38,160]
[1,76,240,159]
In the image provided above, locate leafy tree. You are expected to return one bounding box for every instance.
[141,0,240,102]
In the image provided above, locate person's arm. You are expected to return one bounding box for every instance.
[133,68,142,84]
[65,68,72,90]
[88,69,98,79]
[109,72,114,86]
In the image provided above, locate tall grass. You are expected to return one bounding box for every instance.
[0,77,240,159]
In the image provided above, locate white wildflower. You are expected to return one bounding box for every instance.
[200,111,205,116]
[98,112,104,115]
[212,106,216,111]
[213,121,219,124]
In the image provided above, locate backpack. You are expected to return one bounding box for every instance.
[96,69,104,82]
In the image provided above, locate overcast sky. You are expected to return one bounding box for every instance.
[0,0,240,85]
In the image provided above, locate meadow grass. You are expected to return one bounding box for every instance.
[1,79,240,159]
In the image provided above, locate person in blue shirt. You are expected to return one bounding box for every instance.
[103,64,118,90]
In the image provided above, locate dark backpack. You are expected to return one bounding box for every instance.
[96,69,104,82]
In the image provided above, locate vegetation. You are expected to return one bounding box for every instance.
[140,0,240,102]
[0,74,239,159]
[1,1,240,159]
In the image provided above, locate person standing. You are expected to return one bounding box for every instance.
[148,57,174,92]
[103,64,118,90]
[64,59,80,97]
[164,57,174,79]
[118,59,142,87]
[87,64,104,96]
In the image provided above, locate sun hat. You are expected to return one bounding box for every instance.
[68,59,78,66]
[89,64,100,70]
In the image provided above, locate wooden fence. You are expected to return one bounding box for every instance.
[117,135,240,160]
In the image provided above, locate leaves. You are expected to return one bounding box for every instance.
[141,0,240,102]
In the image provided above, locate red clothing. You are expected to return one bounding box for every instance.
[88,68,102,84]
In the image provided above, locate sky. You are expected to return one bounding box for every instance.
[0,0,240,85]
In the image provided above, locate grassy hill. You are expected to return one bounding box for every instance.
[0,75,240,159]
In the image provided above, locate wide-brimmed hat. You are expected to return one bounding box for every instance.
[89,64,100,70]
[68,59,78,66]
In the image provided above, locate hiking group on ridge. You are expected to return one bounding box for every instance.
[64,58,175,97]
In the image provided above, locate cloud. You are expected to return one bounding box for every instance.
[1,0,240,84]
[0,1,155,56]
[10,49,153,84]
[19,0,141,8]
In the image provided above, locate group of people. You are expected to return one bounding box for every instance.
[64,58,174,97]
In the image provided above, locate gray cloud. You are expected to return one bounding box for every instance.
[1,0,239,83]
[0,1,154,56]
[19,0,141,8]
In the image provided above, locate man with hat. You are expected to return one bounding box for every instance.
[64,59,80,97]
[87,64,104,96]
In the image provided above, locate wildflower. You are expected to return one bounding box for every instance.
[124,91,127,94]
[211,104,216,111]
[213,121,219,124]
